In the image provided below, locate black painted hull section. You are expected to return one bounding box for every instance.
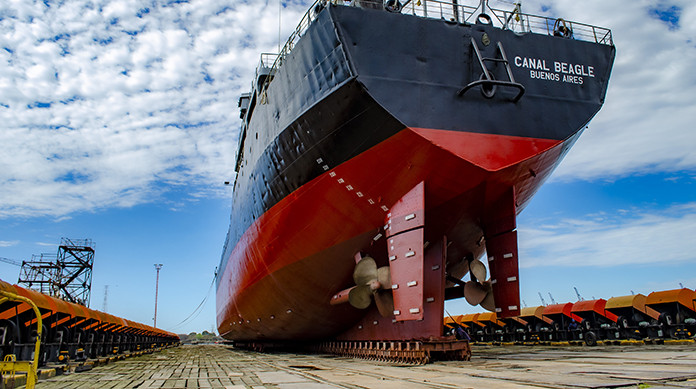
[336,6,614,139]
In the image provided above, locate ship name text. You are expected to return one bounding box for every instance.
[513,56,595,85]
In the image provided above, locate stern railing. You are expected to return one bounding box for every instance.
[400,0,612,45]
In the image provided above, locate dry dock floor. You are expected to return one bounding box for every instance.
[34,343,696,388]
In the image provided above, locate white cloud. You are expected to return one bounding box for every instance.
[519,202,696,267]
[0,240,19,247]
[525,0,696,181]
[0,0,694,219]
[0,0,306,218]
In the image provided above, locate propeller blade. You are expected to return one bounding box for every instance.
[348,284,373,309]
[353,256,378,285]
[374,290,395,317]
[480,289,496,312]
[469,260,487,283]
[377,266,391,290]
[464,281,487,306]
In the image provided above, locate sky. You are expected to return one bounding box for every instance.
[0,0,695,334]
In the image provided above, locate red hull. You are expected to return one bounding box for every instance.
[217,127,568,340]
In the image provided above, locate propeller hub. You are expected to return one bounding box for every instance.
[368,279,381,291]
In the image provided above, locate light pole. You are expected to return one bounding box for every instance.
[154,264,163,328]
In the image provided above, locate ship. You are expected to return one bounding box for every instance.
[216,0,614,361]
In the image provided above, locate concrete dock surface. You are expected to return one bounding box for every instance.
[33,343,696,388]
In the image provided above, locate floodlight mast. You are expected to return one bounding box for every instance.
[154,264,163,328]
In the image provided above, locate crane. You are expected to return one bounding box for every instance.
[548,292,557,305]
[574,286,584,301]
[538,292,547,306]
[0,257,22,266]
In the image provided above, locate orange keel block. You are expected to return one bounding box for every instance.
[0,278,178,366]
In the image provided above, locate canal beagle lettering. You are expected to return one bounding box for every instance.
[514,56,595,85]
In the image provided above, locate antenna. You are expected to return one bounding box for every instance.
[538,292,546,306]
[573,286,584,301]
[548,292,556,305]
[103,285,109,312]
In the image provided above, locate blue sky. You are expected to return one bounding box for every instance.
[1,0,695,333]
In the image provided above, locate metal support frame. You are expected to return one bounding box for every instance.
[18,256,61,297]
[55,238,95,306]
[318,338,470,364]
[17,238,95,306]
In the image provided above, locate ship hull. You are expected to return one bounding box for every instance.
[217,4,614,341]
